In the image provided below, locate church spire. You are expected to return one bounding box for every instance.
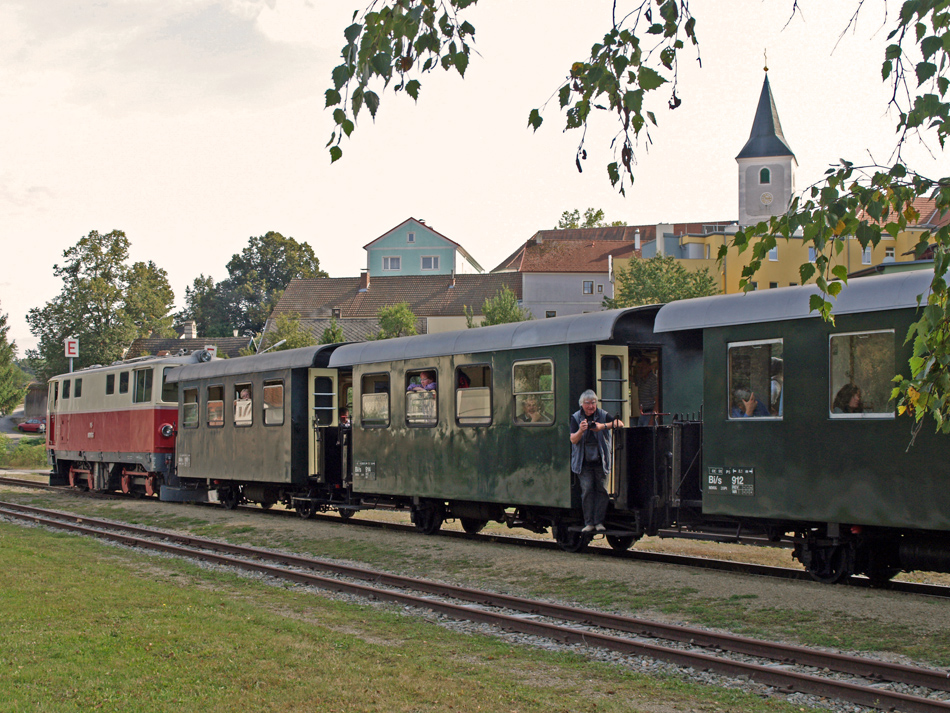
[736,72,795,160]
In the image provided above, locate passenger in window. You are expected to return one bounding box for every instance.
[517,395,551,423]
[833,384,864,414]
[569,390,623,533]
[634,356,659,426]
[457,372,471,389]
[339,407,351,428]
[731,389,770,418]
[770,358,784,417]
[407,371,437,392]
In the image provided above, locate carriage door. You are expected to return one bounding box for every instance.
[308,369,338,482]
[595,346,630,494]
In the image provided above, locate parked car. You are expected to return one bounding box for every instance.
[18,418,46,434]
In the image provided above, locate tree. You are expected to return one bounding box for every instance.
[0,305,27,415]
[26,230,170,380]
[320,318,345,344]
[125,261,177,338]
[253,312,318,354]
[175,274,235,338]
[604,255,720,308]
[556,208,625,229]
[328,2,950,435]
[465,286,532,327]
[374,302,418,339]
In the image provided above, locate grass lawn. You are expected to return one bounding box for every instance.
[0,521,815,713]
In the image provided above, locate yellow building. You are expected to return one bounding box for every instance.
[615,72,945,293]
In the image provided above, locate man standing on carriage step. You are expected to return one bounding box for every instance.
[569,390,623,533]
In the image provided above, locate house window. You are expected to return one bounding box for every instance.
[182,388,199,429]
[768,247,778,261]
[885,247,895,260]
[728,339,783,419]
[407,232,415,243]
[597,284,603,293]
[830,331,895,418]
[421,255,440,271]
[750,282,758,290]
[382,256,401,271]
[789,282,797,287]
[759,167,771,184]
[769,282,778,289]
[583,280,594,294]
[361,373,390,427]
[862,246,872,265]
[808,247,817,263]
[545,311,556,318]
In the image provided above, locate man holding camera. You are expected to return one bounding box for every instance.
[569,390,624,533]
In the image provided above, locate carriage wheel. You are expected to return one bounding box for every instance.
[554,522,588,553]
[296,500,315,519]
[460,517,488,535]
[805,544,852,584]
[412,502,444,535]
[606,535,637,552]
[220,487,241,511]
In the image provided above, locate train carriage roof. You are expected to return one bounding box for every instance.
[165,345,337,383]
[328,306,660,367]
[654,269,935,333]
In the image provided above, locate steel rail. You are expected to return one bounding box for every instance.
[2,500,949,711]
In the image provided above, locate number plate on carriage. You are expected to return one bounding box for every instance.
[354,461,376,480]
[706,466,754,496]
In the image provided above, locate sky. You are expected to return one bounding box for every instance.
[2,0,949,354]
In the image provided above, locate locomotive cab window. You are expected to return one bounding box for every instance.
[728,340,783,419]
[161,368,178,403]
[133,368,153,404]
[360,373,390,427]
[406,369,438,427]
[456,364,492,426]
[182,388,199,429]
[106,374,115,395]
[263,380,284,426]
[62,379,71,399]
[207,385,224,427]
[234,383,253,426]
[119,371,129,394]
[830,331,895,418]
[512,359,555,425]
[74,378,82,398]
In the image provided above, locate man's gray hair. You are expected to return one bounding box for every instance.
[578,389,598,407]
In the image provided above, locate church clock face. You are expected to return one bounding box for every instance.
[760,191,774,206]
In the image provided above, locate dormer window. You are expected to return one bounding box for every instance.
[759,167,771,184]
[407,232,415,243]
[332,308,342,318]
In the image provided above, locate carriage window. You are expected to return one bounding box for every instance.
[512,359,555,425]
[74,378,82,398]
[182,388,199,428]
[234,383,253,426]
[313,376,335,426]
[133,368,153,403]
[263,380,284,426]
[62,380,71,399]
[161,368,178,403]
[119,371,129,394]
[207,385,224,427]
[361,373,390,427]
[830,331,895,418]
[106,374,115,395]
[728,340,783,419]
[406,368,438,427]
[456,365,492,426]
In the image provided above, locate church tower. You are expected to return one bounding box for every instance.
[736,71,796,227]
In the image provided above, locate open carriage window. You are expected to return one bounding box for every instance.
[207,385,224,427]
[360,373,390,428]
[234,383,253,426]
[456,364,492,426]
[829,331,895,418]
[406,368,438,427]
[512,359,555,425]
[728,340,783,419]
[182,388,199,428]
[263,380,284,426]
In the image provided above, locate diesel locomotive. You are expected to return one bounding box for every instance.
[46,270,950,584]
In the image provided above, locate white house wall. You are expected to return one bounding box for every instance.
[521,272,611,318]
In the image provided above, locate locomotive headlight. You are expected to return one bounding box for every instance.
[160,424,175,439]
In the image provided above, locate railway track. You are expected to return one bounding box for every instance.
[2,474,948,598]
[2,499,949,713]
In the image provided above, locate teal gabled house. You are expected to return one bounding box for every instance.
[364,217,484,277]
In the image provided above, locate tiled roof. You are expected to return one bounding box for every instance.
[126,337,251,359]
[271,273,523,319]
[857,195,950,231]
[294,317,427,343]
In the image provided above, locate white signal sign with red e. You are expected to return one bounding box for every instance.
[64,338,79,358]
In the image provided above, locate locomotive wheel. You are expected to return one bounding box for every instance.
[296,500,315,519]
[259,501,274,510]
[606,535,636,552]
[220,487,241,511]
[460,518,488,535]
[412,503,443,535]
[554,523,587,553]
[805,544,852,584]
[338,508,355,520]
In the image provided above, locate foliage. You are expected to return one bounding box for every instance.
[0,307,27,415]
[320,317,345,345]
[26,230,176,381]
[556,207,626,229]
[465,286,532,327]
[604,255,720,308]
[0,434,47,468]
[261,312,318,353]
[331,2,950,437]
[374,302,418,339]
[176,233,327,338]
[125,261,177,339]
